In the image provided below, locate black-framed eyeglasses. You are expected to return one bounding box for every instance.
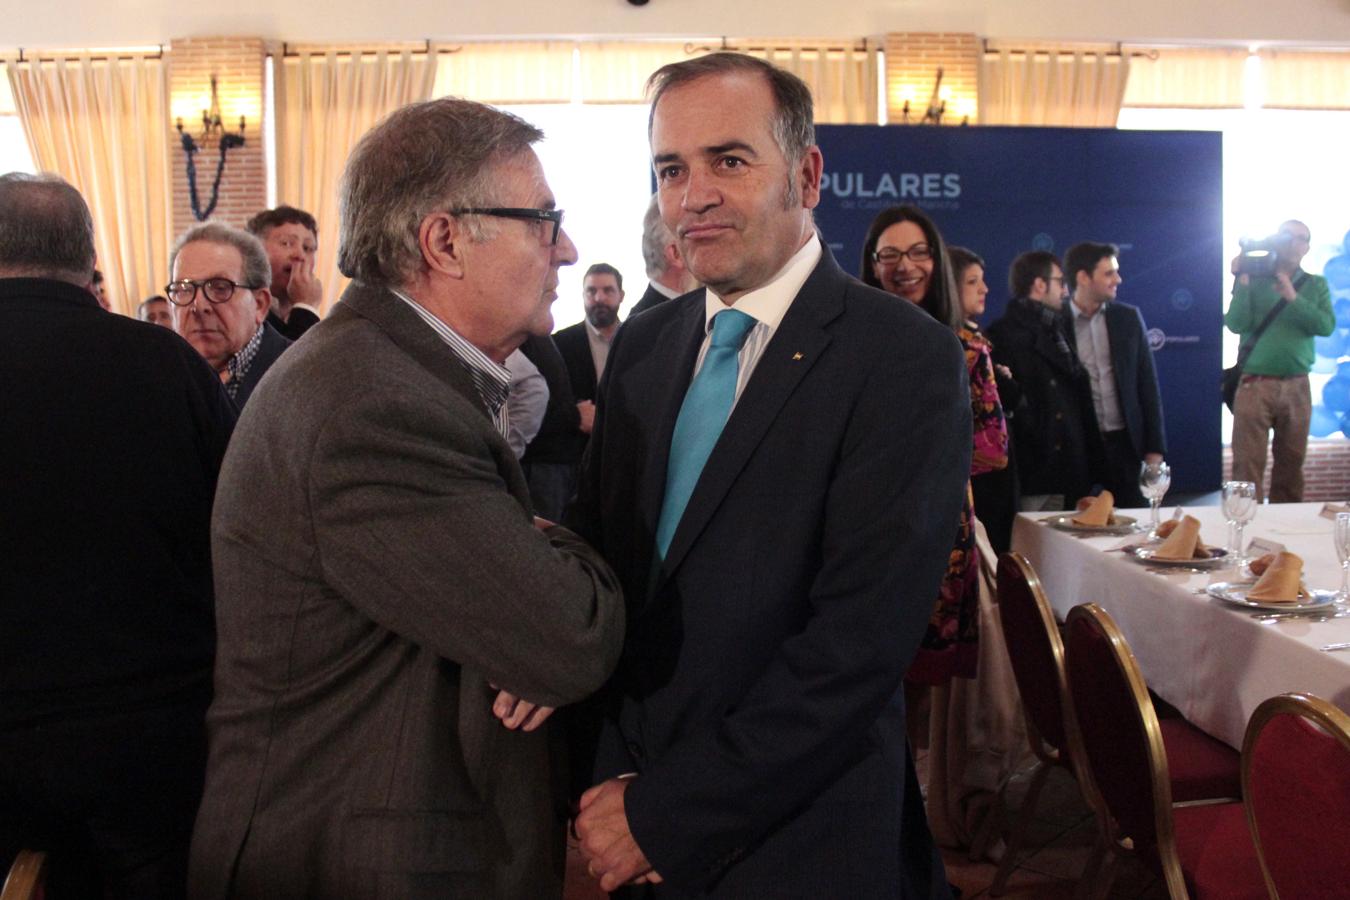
[873,244,933,265]
[451,207,565,246]
[164,278,260,306]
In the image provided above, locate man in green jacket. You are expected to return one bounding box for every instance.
[1225,219,1334,502]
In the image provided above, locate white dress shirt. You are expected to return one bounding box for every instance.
[1071,299,1125,432]
[695,233,822,410]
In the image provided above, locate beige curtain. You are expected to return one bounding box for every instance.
[6,54,171,316]
[751,43,879,124]
[273,49,435,312]
[577,42,687,104]
[979,49,1130,126]
[1263,51,1350,110]
[576,40,878,122]
[432,42,573,104]
[1122,48,1248,108]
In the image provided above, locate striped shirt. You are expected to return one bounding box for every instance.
[390,288,511,439]
[695,232,822,410]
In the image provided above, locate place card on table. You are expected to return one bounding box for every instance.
[1319,502,1350,520]
[1247,537,1286,557]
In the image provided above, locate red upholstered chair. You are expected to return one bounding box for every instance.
[1242,692,1350,899]
[1064,603,1265,900]
[0,850,46,900]
[988,554,1245,896]
[987,552,1104,895]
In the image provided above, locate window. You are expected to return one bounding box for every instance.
[1119,107,1350,442]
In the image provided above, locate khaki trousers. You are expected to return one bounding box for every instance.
[1231,374,1313,503]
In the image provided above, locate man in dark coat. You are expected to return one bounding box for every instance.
[0,172,236,898]
[571,54,969,899]
[988,250,1104,510]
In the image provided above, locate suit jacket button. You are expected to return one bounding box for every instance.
[627,740,644,761]
[1049,378,1057,386]
[1055,412,1063,420]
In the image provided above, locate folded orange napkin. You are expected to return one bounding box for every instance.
[1248,553,1277,576]
[1152,515,1212,560]
[1247,551,1307,603]
[1072,491,1114,527]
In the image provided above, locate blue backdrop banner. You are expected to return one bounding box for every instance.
[813,125,1223,494]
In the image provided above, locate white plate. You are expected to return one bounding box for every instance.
[1045,514,1139,536]
[1129,545,1229,568]
[1206,581,1337,612]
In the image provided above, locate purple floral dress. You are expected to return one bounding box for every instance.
[907,325,1009,684]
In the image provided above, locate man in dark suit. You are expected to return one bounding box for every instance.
[188,98,625,900]
[554,262,626,407]
[247,205,323,340]
[0,172,236,897]
[630,194,699,317]
[572,54,970,898]
[168,223,291,410]
[987,251,1104,510]
[1063,241,1167,507]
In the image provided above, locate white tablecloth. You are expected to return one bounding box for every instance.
[1012,502,1350,749]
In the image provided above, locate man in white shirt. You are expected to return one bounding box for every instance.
[1064,241,1167,507]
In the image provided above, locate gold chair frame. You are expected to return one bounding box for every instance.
[1240,691,1350,900]
[0,850,47,900]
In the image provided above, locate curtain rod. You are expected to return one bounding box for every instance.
[686,37,871,55]
[9,45,164,63]
[980,40,1158,60]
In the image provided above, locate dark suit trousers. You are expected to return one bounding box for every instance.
[0,699,208,900]
[1099,429,1147,509]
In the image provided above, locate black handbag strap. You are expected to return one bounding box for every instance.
[1233,272,1307,372]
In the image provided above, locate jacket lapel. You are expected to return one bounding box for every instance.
[336,281,490,422]
[334,281,532,512]
[656,252,842,583]
[625,297,708,541]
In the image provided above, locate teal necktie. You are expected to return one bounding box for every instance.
[655,308,757,560]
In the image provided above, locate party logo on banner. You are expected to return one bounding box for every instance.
[820,171,962,212]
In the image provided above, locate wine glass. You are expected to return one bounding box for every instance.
[1139,461,1172,539]
[1222,481,1258,567]
[1335,513,1350,605]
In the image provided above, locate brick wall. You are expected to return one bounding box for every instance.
[1221,439,1350,501]
[882,33,979,125]
[167,38,267,237]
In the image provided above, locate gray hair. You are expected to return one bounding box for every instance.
[170,222,271,290]
[646,52,816,170]
[338,98,544,287]
[641,193,675,279]
[0,172,96,283]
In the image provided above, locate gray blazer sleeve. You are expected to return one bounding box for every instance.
[308,386,625,707]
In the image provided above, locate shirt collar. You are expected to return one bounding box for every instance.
[389,287,511,414]
[225,323,266,397]
[584,318,615,344]
[650,279,682,300]
[703,232,821,334]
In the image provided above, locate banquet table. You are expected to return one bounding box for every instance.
[1011,501,1350,749]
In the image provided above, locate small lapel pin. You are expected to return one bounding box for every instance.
[792,352,804,361]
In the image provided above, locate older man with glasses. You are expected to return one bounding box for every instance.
[168,222,291,409]
[188,99,624,900]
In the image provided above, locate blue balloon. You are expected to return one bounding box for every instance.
[1325,255,1350,292]
[1340,409,1350,440]
[1336,299,1350,331]
[1312,405,1341,437]
[1337,360,1350,379]
[1324,376,1350,413]
[1314,354,1339,374]
[1317,328,1349,358]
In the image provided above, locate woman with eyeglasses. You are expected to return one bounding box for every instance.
[859,206,1008,696]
